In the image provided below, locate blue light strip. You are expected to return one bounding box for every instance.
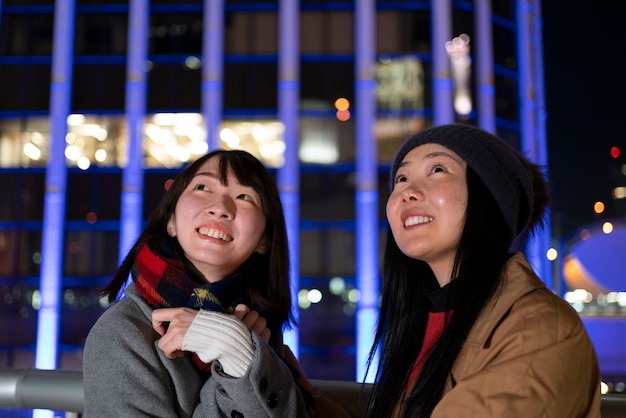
[431,0,454,125]
[516,0,552,287]
[34,0,76,416]
[530,0,552,289]
[475,0,496,133]
[355,0,378,383]
[277,0,301,356]
[118,0,149,270]
[203,0,225,151]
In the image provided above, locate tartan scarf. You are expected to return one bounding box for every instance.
[132,243,251,372]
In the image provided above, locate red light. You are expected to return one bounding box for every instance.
[610,146,620,159]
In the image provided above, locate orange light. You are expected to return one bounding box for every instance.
[593,201,605,214]
[334,98,350,111]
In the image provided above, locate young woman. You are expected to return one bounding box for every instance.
[84,150,313,417]
[366,124,601,417]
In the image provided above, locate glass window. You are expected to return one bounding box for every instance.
[299,117,355,164]
[493,24,517,70]
[494,73,518,121]
[300,231,355,277]
[492,0,515,21]
[59,287,108,346]
[301,62,354,105]
[147,63,202,110]
[66,172,122,221]
[73,64,126,111]
[300,11,353,54]
[63,231,119,276]
[0,172,45,220]
[0,230,42,276]
[0,65,51,111]
[0,14,54,56]
[144,171,176,218]
[225,12,278,54]
[376,10,431,54]
[0,285,38,346]
[300,171,355,220]
[223,63,278,110]
[75,13,128,55]
[150,13,203,55]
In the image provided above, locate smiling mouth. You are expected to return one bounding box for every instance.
[198,227,233,242]
[404,216,434,227]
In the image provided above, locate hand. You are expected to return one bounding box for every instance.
[233,304,271,343]
[182,309,254,377]
[151,307,198,359]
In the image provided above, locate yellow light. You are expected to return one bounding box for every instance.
[602,222,614,234]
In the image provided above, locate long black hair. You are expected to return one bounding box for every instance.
[101,149,294,330]
[366,167,531,418]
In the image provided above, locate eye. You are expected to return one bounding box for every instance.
[394,174,407,184]
[431,164,447,174]
[193,183,210,191]
[237,193,255,202]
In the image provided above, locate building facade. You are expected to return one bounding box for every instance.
[4,0,604,388]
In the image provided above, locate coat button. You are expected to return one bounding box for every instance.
[267,392,278,408]
[231,411,244,418]
[259,377,268,393]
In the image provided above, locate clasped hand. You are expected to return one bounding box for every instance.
[151,304,271,359]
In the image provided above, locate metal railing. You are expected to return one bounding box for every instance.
[0,369,83,417]
[2,368,626,418]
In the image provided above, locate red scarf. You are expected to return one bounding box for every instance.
[131,243,251,373]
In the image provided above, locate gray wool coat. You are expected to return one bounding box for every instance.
[83,284,312,418]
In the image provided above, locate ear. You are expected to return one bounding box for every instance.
[166,216,177,237]
[255,240,267,254]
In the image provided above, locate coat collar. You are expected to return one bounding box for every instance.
[463,252,547,346]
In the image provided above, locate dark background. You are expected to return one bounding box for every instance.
[542,1,626,240]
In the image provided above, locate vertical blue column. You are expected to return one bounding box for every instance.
[277,0,301,355]
[118,0,149,272]
[355,0,378,383]
[516,0,552,287]
[475,0,496,133]
[35,0,75,370]
[531,0,552,289]
[202,0,224,151]
[34,1,75,417]
[431,0,454,125]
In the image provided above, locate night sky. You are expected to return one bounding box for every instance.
[541,1,626,240]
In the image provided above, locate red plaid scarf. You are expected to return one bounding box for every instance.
[132,243,250,373]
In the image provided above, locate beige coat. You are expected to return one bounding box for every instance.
[424,252,602,417]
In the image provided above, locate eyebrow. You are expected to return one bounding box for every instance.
[399,150,464,168]
[192,171,224,184]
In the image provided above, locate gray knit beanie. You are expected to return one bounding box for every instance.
[390,123,547,241]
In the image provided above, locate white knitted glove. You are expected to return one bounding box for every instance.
[182,309,254,377]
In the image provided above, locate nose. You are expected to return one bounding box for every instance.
[402,187,420,202]
[207,195,235,218]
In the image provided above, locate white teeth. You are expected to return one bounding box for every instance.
[198,227,233,242]
[404,216,434,227]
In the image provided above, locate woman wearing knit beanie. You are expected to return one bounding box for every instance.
[365,124,601,418]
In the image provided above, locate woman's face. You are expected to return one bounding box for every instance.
[167,156,267,282]
[386,143,468,285]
